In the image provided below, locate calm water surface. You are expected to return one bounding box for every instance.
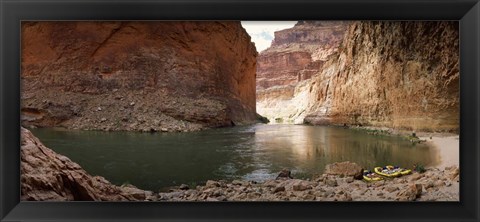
[31,124,438,191]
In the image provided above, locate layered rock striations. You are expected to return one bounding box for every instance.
[21,127,154,201]
[303,21,459,132]
[258,21,459,132]
[21,21,257,132]
[256,21,349,123]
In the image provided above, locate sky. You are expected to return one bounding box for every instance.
[241,21,297,52]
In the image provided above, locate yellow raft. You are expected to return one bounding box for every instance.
[374,165,412,178]
[363,170,383,182]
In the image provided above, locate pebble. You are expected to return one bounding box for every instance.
[385,186,399,193]
[205,180,220,188]
[326,179,337,187]
[232,180,249,186]
[424,181,434,189]
[293,184,310,191]
[179,184,189,190]
[434,181,445,187]
[273,186,285,193]
[345,177,354,183]
[263,180,278,188]
[325,190,335,197]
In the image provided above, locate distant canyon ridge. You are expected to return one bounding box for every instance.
[21,21,459,133]
[256,21,459,132]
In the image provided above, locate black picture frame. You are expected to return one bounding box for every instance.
[1,0,479,221]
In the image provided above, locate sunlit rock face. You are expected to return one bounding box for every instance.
[21,21,257,132]
[303,21,459,132]
[256,21,349,123]
[257,21,459,132]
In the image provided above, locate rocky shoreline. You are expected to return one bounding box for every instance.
[21,127,459,202]
[21,127,154,201]
[155,164,459,202]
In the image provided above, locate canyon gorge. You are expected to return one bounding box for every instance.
[20,21,460,201]
[21,21,258,132]
[21,21,459,133]
[257,21,459,132]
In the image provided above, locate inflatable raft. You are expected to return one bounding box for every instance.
[374,165,412,177]
[363,170,383,182]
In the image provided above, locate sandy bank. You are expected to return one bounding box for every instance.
[345,125,459,170]
[419,135,460,170]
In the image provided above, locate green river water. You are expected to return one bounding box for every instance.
[30,124,438,191]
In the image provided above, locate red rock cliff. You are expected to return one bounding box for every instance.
[301,21,459,132]
[21,21,257,132]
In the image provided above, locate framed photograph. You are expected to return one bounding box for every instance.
[1,0,479,221]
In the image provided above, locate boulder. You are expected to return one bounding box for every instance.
[263,179,278,188]
[179,184,190,190]
[205,180,220,188]
[325,178,338,187]
[293,182,312,191]
[396,184,422,201]
[273,186,286,193]
[324,162,364,179]
[276,168,293,179]
[385,186,399,193]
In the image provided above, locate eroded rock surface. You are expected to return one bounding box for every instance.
[21,21,258,132]
[21,127,153,201]
[256,21,349,123]
[257,21,459,132]
[302,21,459,132]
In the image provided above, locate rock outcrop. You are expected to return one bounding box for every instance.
[258,21,459,132]
[21,127,154,201]
[256,21,349,123]
[21,21,257,132]
[303,21,459,132]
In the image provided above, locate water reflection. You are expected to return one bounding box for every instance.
[30,124,437,191]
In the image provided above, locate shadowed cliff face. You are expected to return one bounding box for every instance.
[21,21,257,132]
[303,21,459,132]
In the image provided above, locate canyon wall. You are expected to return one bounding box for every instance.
[21,21,258,132]
[21,127,153,201]
[303,21,459,132]
[256,21,349,123]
